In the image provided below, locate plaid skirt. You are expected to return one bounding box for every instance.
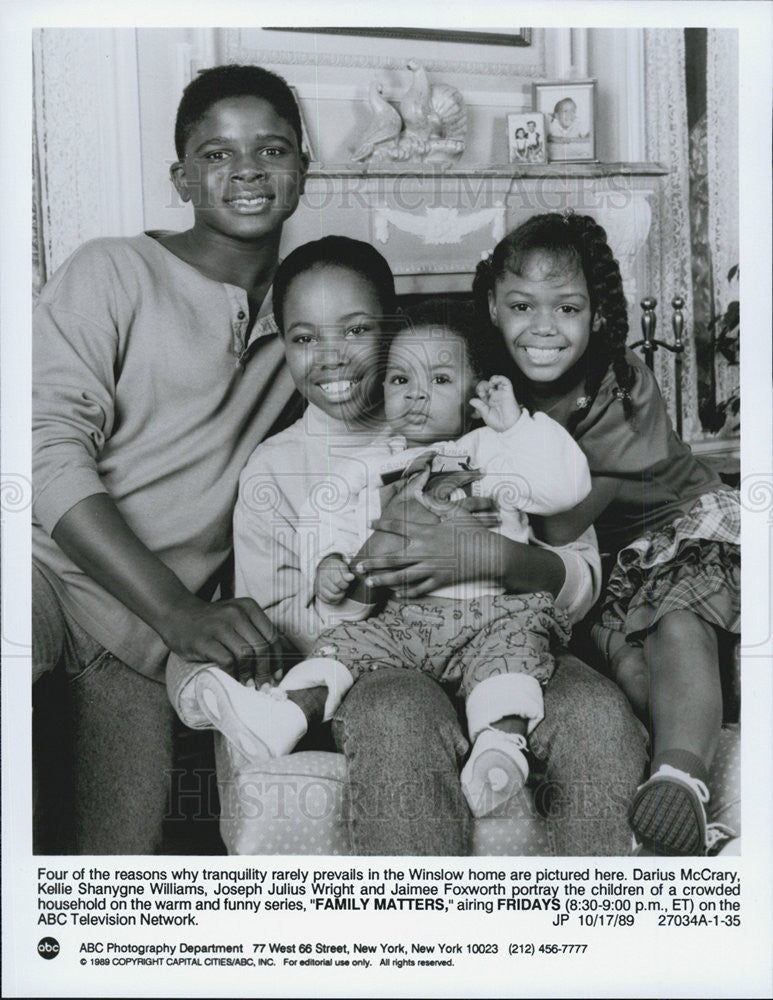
[600,489,740,639]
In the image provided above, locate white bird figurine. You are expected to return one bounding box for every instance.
[351,81,403,162]
[351,62,467,165]
[397,60,440,157]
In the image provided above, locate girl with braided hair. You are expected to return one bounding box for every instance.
[474,212,740,856]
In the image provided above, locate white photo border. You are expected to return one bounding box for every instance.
[2,3,772,999]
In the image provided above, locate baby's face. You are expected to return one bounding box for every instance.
[557,102,577,128]
[384,328,476,444]
[281,265,385,425]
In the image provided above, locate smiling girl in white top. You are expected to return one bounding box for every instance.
[167,245,596,817]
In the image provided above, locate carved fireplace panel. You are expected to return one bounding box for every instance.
[281,162,667,320]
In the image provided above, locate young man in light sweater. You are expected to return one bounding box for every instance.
[32,64,308,853]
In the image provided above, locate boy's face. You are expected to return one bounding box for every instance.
[384,328,476,444]
[281,265,385,424]
[171,96,308,243]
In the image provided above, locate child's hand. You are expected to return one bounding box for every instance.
[470,376,521,431]
[314,554,355,605]
[160,595,284,679]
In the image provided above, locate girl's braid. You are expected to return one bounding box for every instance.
[472,254,531,406]
[565,213,635,431]
[472,254,496,334]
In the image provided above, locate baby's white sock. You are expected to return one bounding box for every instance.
[176,673,212,728]
[194,668,307,763]
[278,656,354,721]
[460,728,530,818]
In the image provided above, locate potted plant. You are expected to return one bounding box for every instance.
[699,266,739,435]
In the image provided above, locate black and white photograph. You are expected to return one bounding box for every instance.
[507,111,547,163]
[534,78,597,161]
[2,3,772,998]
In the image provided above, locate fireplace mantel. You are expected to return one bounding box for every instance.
[283,162,669,307]
[303,162,668,179]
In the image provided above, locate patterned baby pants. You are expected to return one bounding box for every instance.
[312,592,571,700]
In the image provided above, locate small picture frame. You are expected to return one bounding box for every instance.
[533,79,597,162]
[507,112,547,164]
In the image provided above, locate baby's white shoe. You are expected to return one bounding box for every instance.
[194,668,307,764]
[461,728,529,818]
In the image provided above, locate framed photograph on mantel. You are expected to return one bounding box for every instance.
[507,112,547,164]
[533,79,597,162]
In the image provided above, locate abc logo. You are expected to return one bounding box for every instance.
[37,937,60,960]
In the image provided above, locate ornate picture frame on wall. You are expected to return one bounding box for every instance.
[507,112,547,164]
[533,79,597,162]
[266,28,532,47]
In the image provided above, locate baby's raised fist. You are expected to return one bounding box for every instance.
[470,375,521,431]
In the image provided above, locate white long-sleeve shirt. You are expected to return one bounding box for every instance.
[234,405,601,656]
[298,411,592,602]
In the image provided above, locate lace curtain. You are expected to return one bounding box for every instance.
[33,30,95,280]
[32,104,45,301]
[644,28,739,441]
[705,29,740,417]
[32,29,145,286]
[643,29,700,438]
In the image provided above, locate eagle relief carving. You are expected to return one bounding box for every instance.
[351,61,467,164]
[374,203,506,246]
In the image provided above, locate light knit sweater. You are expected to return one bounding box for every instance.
[33,233,297,680]
[297,411,592,602]
[234,405,601,656]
